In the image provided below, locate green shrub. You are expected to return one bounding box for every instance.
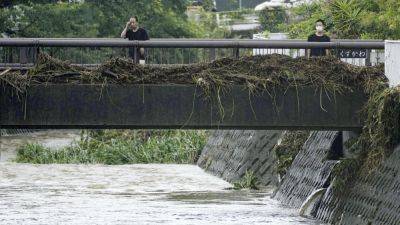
[15,130,208,165]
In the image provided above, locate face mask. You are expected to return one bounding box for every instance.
[316,26,324,32]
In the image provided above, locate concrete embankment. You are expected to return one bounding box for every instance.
[315,144,400,225]
[273,131,340,207]
[198,130,400,225]
[197,130,282,186]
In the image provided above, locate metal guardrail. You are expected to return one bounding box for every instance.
[0,38,385,67]
[0,38,385,49]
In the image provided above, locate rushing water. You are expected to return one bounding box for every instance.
[0,163,320,225]
[0,131,320,225]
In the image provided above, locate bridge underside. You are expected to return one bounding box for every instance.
[0,84,367,130]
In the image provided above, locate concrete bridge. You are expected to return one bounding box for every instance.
[0,39,389,130]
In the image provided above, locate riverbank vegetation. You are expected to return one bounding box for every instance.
[15,130,208,165]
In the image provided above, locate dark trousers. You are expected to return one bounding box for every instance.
[128,48,145,63]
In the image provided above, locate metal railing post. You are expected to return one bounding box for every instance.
[33,46,40,64]
[233,47,239,59]
[209,48,216,61]
[365,49,372,66]
[133,47,138,64]
[19,47,28,64]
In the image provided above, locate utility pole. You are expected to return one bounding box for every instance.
[239,0,242,10]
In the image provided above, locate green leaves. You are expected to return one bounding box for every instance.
[287,0,400,39]
[0,0,206,38]
[233,170,260,190]
[329,0,363,38]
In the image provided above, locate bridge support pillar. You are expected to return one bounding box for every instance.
[385,40,400,87]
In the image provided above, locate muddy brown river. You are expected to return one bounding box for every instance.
[0,131,320,225]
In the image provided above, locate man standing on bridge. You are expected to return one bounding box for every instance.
[307,19,330,57]
[121,16,150,64]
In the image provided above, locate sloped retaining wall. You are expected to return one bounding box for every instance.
[273,131,341,207]
[198,130,400,225]
[275,133,400,225]
[197,130,283,186]
[315,144,400,225]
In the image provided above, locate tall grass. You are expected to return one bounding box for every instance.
[15,130,208,165]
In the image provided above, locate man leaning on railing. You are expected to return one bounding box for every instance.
[121,16,149,64]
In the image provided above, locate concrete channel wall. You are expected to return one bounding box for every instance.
[199,130,400,225]
[273,131,340,207]
[316,144,400,225]
[197,130,283,186]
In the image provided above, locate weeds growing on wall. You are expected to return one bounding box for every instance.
[358,86,400,170]
[274,131,310,177]
[15,130,208,165]
[233,170,260,190]
[332,85,400,194]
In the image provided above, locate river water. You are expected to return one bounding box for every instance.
[0,131,320,225]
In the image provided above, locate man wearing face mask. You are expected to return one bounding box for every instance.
[121,16,149,63]
[307,19,330,57]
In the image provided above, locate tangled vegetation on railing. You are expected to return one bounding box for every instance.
[0,52,385,95]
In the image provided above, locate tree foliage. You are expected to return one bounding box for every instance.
[7,3,101,38]
[258,7,288,33]
[0,0,224,38]
[285,0,400,39]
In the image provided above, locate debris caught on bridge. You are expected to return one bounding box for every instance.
[0,53,385,96]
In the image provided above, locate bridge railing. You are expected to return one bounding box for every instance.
[0,38,385,69]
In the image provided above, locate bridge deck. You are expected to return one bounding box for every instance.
[0,84,367,130]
